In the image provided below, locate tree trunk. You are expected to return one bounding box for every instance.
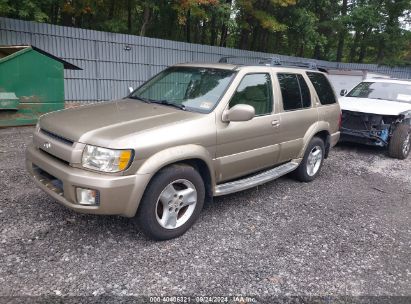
[193,20,200,43]
[250,26,259,50]
[220,23,228,46]
[61,8,73,25]
[109,0,115,19]
[201,21,207,44]
[127,0,132,33]
[186,9,191,42]
[261,31,269,52]
[49,3,57,24]
[349,32,360,62]
[210,14,217,46]
[298,41,304,57]
[140,6,151,36]
[238,28,250,49]
[358,30,370,63]
[313,44,321,59]
[273,31,282,53]
[336,0,348,62]
[219,0,232,47]
[376,37,385,63]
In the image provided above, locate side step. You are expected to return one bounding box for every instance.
[214,161,299,196]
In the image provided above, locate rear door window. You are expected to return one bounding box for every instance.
[277,73,312,111]
[306,72,336,105]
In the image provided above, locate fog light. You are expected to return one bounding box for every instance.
[76,188,100,206]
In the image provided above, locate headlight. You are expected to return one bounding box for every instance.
[81,145,133,172]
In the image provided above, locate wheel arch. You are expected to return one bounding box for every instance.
[299,122,331,159]
[136,144,215,203]
[314,130,331,158]
[173,159,213,202]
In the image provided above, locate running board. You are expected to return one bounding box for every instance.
[214,161,299,196]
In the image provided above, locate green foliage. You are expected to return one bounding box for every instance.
[285,8,324,56]
[0,0,12,16]
[252,10,287,32]
[1,0,49,22]
[0,0,410,65]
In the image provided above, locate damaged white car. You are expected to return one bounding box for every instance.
[339,79,411,159]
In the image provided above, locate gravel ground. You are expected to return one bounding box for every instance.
[0,127,410,302]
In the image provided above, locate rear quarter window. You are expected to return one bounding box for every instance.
[306,72,336,105]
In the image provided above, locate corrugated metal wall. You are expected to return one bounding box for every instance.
[1,17,411,102]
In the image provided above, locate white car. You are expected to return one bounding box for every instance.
[339,78,411,159]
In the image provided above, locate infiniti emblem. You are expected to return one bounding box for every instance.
[43,142,51,149]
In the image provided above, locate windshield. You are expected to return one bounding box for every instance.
[346,81,411,104]
[130,67,236,113]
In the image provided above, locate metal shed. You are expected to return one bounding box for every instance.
[0,45,80,127]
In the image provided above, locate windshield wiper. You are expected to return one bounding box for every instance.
[150,99,186,111]
[128,95,152,103]
[129,96,186,110]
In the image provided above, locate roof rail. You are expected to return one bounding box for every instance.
[218,56,280,65]
[292,61,318,70]
[218,56,319,70]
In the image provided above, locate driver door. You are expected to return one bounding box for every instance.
[215,72,282,182]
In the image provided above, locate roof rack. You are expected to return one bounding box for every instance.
[218,55,319,70]
[219,56,281,66]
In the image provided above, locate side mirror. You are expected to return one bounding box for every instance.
[222,104,255,122]
[340,89,347,96]
[128,86,134,93]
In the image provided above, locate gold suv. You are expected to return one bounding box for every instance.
[26,58,341,240]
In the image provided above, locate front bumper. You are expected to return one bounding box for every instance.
[340,128,388,147]
[26,145,151,217]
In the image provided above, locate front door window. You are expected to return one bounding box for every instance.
[229,73,273,116]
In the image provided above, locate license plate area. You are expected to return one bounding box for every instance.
[32,165,64,196]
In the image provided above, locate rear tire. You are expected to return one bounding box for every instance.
[388,124,410,160]
[293,137,325,182]
[136,164,205,241]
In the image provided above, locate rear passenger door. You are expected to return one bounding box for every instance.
[275,72,318,162]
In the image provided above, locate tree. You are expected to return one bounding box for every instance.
[336,0,348,62]
[1,0,410,65]
[235,0,296,51]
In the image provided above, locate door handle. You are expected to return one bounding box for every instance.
[271,120,280,127]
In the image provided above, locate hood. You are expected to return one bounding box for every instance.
[339,97,411,116]
[39,99,200,145]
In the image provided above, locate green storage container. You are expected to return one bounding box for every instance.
[0,45,80,127]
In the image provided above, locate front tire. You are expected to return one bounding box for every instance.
[136,164,205,241]
[388,124,410,160]
[293,137,325,182]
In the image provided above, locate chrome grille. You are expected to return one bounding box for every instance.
[39,149,70,166]
[40,129,74,146]
[34,128,85,164]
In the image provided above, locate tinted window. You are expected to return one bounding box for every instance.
[277,73,311,111]
[229,73,273,115]
[297,74,311,108]
[306,72,336,105]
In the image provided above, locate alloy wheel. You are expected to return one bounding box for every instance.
[306,145,323,177]
[155,179,197,229]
